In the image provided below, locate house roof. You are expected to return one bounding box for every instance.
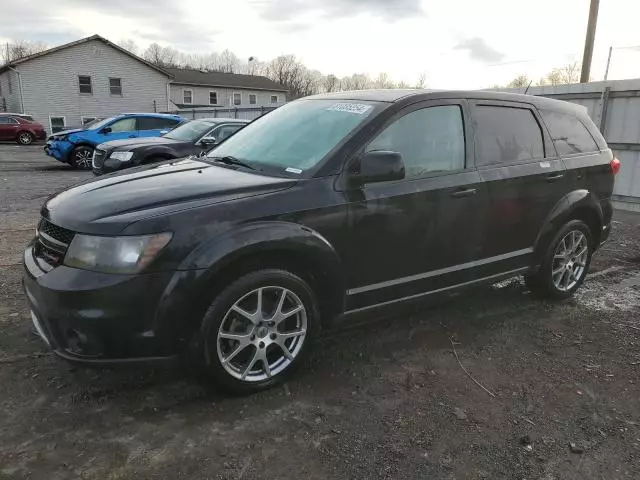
[164,67,288,92]
[0,35,172,77]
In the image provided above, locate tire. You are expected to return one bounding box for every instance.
[16,131,34,145]
[525,219,593,299]
[195,269,320,394]
[70,145,94,170]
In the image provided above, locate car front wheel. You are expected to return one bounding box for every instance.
[197,269,319,393]
[526,219,593,299]
[70,145,94,170]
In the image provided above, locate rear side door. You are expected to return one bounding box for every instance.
[343,100,489,311]
[138,116,181,138]
[471,101,566,272]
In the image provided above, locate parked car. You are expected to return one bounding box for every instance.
[44,113,184,169]
[92,118,248,175]
[0,115,46,145]
[23,90,618,393]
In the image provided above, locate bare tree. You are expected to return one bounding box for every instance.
[507,74,530,88]
[373,72,393,89]
[324,74,340,92]
[415,72,427,89]
[218,49,239,73]
[117,39,138,55]
[1,40,48,65]
[142,43,164,65]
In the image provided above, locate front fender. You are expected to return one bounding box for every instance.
[533,189,603,265]
[153,221,345,338]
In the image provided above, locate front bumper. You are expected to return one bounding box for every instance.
[44,139,73,162]
[23,242,183,366]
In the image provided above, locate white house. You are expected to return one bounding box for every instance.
[165,67,287,110]
[0,35,172,134]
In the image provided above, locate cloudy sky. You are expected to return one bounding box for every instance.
[2,0,640,88]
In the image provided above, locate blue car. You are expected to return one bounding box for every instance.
[44,113,184,169]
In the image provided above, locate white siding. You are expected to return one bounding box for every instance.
[0,70,23,113]
[169,84,284,108]
[15,39,169,133]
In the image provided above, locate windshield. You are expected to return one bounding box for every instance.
[206,99,378,173]
[164,120,216,141]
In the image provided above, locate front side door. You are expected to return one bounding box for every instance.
[471,101,567,273]
[342,100,488,311]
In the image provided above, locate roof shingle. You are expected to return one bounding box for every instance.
[165,67,287,92]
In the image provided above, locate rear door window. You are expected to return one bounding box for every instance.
[540,110,599,155]
[138,117,180,130]
[474,105,544,166]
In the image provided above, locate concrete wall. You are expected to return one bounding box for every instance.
[14,39,170,133]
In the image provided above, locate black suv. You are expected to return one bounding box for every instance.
[92,118,248,175]
[23,90,618,393]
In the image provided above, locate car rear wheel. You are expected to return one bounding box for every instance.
[525,219,593,299]
[196,269,319,393]
[16,131,34,145]
[70,146,94,170]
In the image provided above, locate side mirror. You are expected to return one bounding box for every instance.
[100,126,112,134]
[200,136,217,146]
[350,150,405,186]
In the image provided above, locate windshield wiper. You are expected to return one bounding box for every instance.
[208,155,255,170]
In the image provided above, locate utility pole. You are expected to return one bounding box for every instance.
[580,0,600,83]
[604,46,613,81]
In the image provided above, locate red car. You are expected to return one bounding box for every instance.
[0,115,47,145]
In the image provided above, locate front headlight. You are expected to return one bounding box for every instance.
[109,151,134,162]
[64,233,172,274]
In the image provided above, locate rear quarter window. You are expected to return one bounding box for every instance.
[540,110,599,155]
[474,105,545,167]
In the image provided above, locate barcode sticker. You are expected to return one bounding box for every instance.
[327,103,372,115]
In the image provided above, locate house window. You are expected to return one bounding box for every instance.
[233,92,242,106]
[209,91,218,105]
[249,94,257,105]
[183,89,193,104]
[109,78,122,95]
[78,75,92,94]
[49,116,66,133]
[271,95,279,104]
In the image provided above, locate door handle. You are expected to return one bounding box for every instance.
[450,188,477,198]
[545,173,564,182]
[128,135,136,138]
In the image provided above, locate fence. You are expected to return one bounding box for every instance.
[166,106,278,121]
[497,79,640,210]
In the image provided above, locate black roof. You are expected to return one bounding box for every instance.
[307,89,582,113]
[165,67,288,92]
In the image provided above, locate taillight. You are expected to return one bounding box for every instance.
[610,157,621,175]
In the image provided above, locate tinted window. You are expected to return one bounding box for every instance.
[108,117,137,132]
[214,124,244,141]
[475,106,544,166]
[540,110,599,155]
[138,117,179,130]
[366,105,465,178]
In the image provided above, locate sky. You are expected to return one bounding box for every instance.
[2,0,640,88]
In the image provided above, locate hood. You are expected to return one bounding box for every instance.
[98,136,181,151]
[49,127,85,138]
[42,158,296,234]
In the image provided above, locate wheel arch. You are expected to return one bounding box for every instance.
[164,221,346,335]
[532,189,603,266]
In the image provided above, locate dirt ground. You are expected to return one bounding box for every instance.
[1,143,639,480]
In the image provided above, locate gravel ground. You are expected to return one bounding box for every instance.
[1,143,639,479]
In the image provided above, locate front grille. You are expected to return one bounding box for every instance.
[38,219,74,245]
[35,219,74,268]
[92,148,106,170]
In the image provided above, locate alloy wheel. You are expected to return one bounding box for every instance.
[216,286,307,382]
[75,149,93,169]
[551,230,589,292]
[18,132,33,145]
